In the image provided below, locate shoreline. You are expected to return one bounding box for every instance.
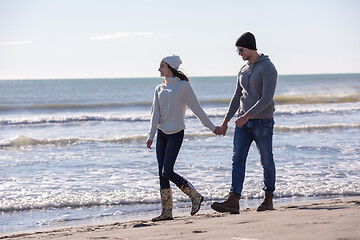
[2,195,356,236]
[1,197,359,240]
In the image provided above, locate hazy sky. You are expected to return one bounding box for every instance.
[1,0,359,79]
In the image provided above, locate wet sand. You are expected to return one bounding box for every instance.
[1,198,359,240]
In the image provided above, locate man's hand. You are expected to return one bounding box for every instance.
[219,119,229,136]
[235,112,251,127]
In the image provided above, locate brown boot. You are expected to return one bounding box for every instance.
[211,192,239,214]
[257,193,274,211]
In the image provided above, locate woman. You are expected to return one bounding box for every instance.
[147,55,218,221]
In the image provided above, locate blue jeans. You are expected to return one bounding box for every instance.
[231,118,276,197]
[156,129,186,189]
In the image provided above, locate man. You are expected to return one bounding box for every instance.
[212,32,278,214]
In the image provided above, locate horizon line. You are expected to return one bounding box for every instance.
[0,72,359,81]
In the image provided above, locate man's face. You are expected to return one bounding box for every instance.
[236,46,249,61]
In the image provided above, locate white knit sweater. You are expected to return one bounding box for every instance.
[147,77,216,141]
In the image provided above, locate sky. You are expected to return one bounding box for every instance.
[0,0,359,80]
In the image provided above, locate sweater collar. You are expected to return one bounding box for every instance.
[249,53,268,65]
[164,76,180,85]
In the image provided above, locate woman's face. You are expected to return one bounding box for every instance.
[158,61,173,78]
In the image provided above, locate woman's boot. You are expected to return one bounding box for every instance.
[152,188,174,221]
[179,181,204,215]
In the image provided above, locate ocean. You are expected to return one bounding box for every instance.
[1,74,359,235]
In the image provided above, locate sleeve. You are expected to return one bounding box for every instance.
[248,63,277,117]
[147,88,160,141]
[224,77,242,120]
[183,83,216,132]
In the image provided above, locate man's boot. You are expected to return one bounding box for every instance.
[211,192,240,214]
[179,181,204,215]
[152,188,174,221]
[257,193,274,211]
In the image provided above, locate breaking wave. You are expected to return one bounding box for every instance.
[2,122,359,149]
[1,93,359,112]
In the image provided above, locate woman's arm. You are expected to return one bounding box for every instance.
[183,83,216,132]
[147,88,160,143]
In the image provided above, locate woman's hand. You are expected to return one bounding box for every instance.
[214,126,222,135]
[146,140,153,149]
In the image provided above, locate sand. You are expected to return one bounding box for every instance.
[1,198,359,240]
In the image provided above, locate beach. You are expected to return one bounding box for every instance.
[1,0,360,238]
[1,74,359,234]
[1,197,359,240]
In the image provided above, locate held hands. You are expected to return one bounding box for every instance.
[214,126,222,135]
[148,115,243,147]
[214,119,229,136]
[214,113,251,136]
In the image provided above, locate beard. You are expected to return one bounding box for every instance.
[241,55,249,61]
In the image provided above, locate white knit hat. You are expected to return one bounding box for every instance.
[162,55,182,69]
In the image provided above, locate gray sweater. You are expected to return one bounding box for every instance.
[225,54,277,120]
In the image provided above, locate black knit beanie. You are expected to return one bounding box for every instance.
[235,32,257,50]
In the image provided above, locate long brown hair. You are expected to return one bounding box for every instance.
[167,64,189,82]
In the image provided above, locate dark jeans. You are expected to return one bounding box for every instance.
[231,118,276,197]
[156,129,186,189]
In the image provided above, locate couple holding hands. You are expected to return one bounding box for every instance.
[146,32,278,221]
